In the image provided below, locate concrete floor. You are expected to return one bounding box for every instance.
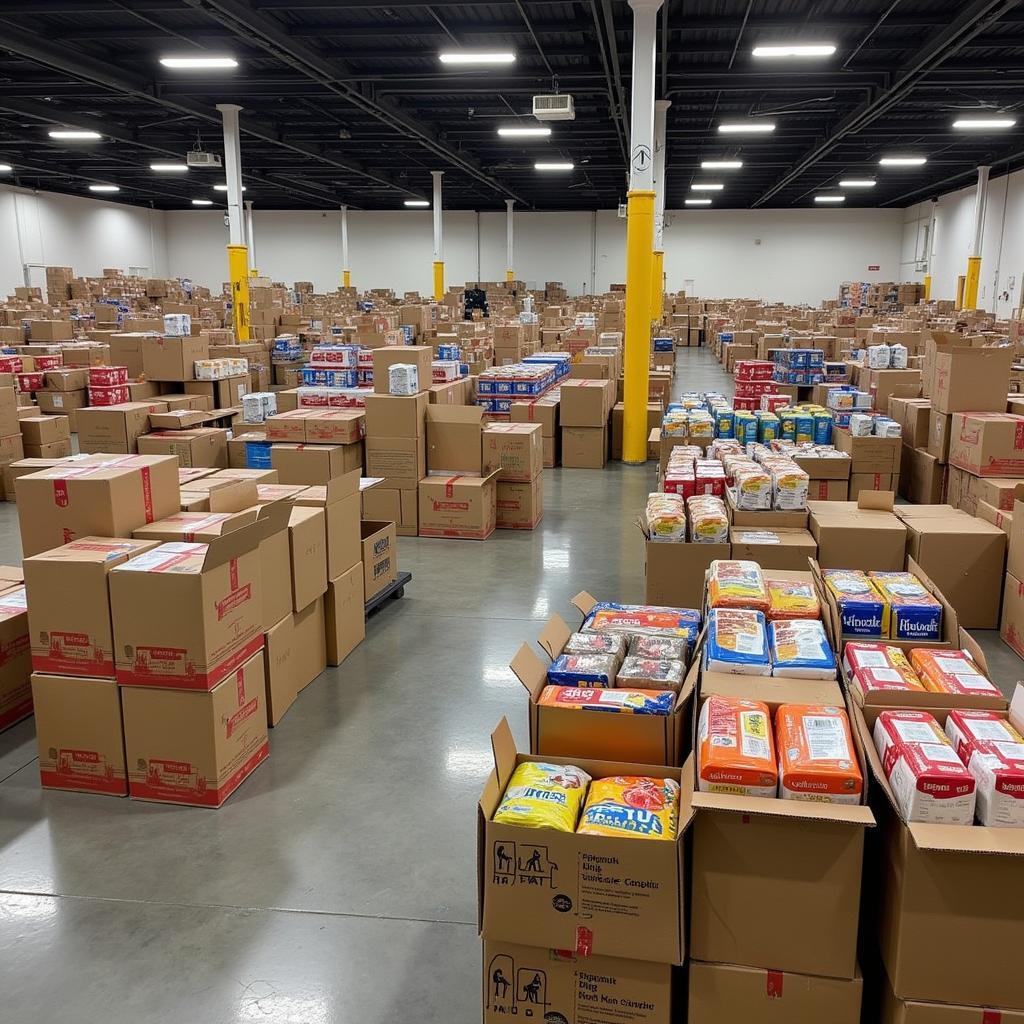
[0,346,1021,1023]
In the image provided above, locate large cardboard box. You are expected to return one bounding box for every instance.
[108,333,145,378]
[0,587,32,731]
[37,388,87,429]
[418,472,498,539]
[833,427,902,475]
[807,492,907,570]
[141,335,210,381]
[1001,572,1024,658]
[15,454,180,557]
[931,344,1013,414]
[728,527,815,571]
[19,415,69,447]
[559,379,615,427]
[425,405,483,474]
[363,392,428,437]
[121,649,268,807]
[23,537,159,678]
[363,436,425,489]
[361,520,397,601]
[868,368,921,412]
[286,505,328,612]
[562,425,607,469]
[325,562,365,666]
[510,396,558,436]
[372,345,432,394]
[271,442,363,484]
[880,984,1024,1024]
[184,375,249,407]
[898,445,946,505]
[293,472,361,578]
[292,595,326,692]
[137,428,229,469]
[611,402,662,460]
[263,612,299,726]
[688,961,862,1024]
[496,478,544,530]
[644,540,730,609]
[483,423,543,481]
[31,673,127,795]
[479,718,690,963]
[482,941,672,1024]
[361,485,418,537]
[948,412,1024,477]
[926,409,952,463]
[109,526,265,691]
[849,470,898,499]
[888,397,931,449]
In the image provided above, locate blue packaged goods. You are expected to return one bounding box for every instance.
[734,411,757,445]
[715,408,735,439]
[538,685,674,715]
[400,325,415,344]
[583,603,701,646]
[654,337,674,352]
[705,608,771,675]
[245,439,273,469]
[813,411,833,444]
[768,619,837,679]
[793,412,814,443]
[779,411,796,440]
[476,397,513,414]
[757,412,780,442]
[301,367,359,388]
[824,570,889,637]
[547,653,618,688]
[868,572,943,641]
[438,343,460,361]
[719,332,734,343]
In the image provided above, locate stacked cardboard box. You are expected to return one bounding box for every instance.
[832,427,902,498]
[559,378,616,468]
[363,392,428,535]
[0,571,31,733]
[483,422,544,529]
[510,396,559,468]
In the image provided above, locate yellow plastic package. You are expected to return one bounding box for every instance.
[577,776,680,841]
[493,761,591,832]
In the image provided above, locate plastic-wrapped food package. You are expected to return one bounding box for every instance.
[867,344,891,369]
[776,704,863,804]
[843,642,922,690]
[770,462,809,510]
[869,572,942,642]
[910,648,1001,698]
[768,619,837,679]
[890,343,908,369]
[577,776,681,840]
[688,411,715,440]
[687,495,729,543]
[705,608,771,675]
[765,577,821,621]
[493,761,592,831]
[945,710,1024,827]
[538,685,675,715]
[662,411,689,438]
[616,656,686,692]
[698,696,778,797]
[732,464,773,510]
[629,635,688,661]
[708,559,769,612]
[583,603,702,645]
[563,631,628,662]
[547,653,619,688]
[645,492,686,542]
[824,570,888,637]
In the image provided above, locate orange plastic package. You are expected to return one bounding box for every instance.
[697,695,777,797]
[910,648,1002,698]
[776,704,864,804]
[707,559,769,613]
[765,576,820,621]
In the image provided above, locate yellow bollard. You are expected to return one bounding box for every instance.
[955,274,966,311]
[923,274,932,301]
[623,190,655,465]
[433,261,445,301]
[227,244,251,342]
[964,256,981,310]
[506,269,514,283]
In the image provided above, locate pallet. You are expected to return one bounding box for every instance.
[365,571,412,618]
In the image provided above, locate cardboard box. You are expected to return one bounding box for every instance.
[121,650,268,807]
[271,442,363,485]
[108,334,145,378]
[833,427,902,474]
[372,345,433,394]
[807,491,907,571]
[806,478,849,501]
[927,409,952,463]
[931,344,1013,414]
[644,540,730,609]
[137,428,229,469]
[185,375,249,407]
[24,439,72,460]
[363,392,428,437]
[849,471,898,498]
[688,961,862,1024]
[898,445,946,505]
[325,562,365,666]
[562,425,607,469]
[948,412,1024,477]
[426,405,483,474]
[483,941,672,1024]
[157,393,213,412]
[31,673,126,795]
[976,498,1013,535]
[868,368,921,412]
[303,410,365,445]
[29,319,73,342]
[263,612,299,727]
[15,455,180,557]
[479,718,689,963]
[23,537,160,678]
[363,436,425,489]
[287,505,328,612]
[728,527,816,571]
[483,423,543,482]
[880,983,1024,1024]
[42,368,88,393]
[37,388,87,429]
[361,521,397,601]
[361,486,418,537]
[1001,572,1024,658]
[418,472,498,539]
[141,335,210,381]
[559,379,615,427]
[611,402,662,461]
[109,525,265,691]
[293,472,361,578]
[76,402,169,455]
[292,594,326,692]
[542,432,559,469]
[0,587,32,731]
[496,478,544,530]
[510,397,558,436]
[888,397,932,449]
[19,415,69,447]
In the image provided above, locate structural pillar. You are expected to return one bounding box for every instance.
[623,0,663,465]
[432,171,445,300]
[923,199,937,301]
[245,200,258,277]
[650,98,670,328]
[505,199,515,283]
[341,205,351,288]
[216,102,250,341]
[964,165,990,310]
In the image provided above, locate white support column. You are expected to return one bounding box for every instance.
[245,200,256,272]
[505,198,515,282]
[341,205,350,287]
[216,103,245,247]
[965,165,990,309]
[923,199,937,300]
[431,170,444,300]
[652,99,670,252]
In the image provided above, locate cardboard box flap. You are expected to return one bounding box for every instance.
[204,480,259,513]
[857,489,895,512]
[691,786,874,826]
[571,590,598,619]
[426,404,483,426]
[360,476,385,492]
[537,613,572,661]
[509,643,548,701]
[634,515,652,542]
[960,627,990,677]
[200,519,264,569]
[1011,683,1024,734]
[907,820,1024,856]
[212,507,260,534]
[489,716,519,792]
[254,498,292,536]
[907,555,960,637]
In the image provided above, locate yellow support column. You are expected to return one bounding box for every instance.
[923,274,932,300]
[623,189,656,464]
[955,275,966,310]
[506,269,515,283]
[650,249,664,327]
[249,267,259,277]
[964,256,981,309]
[228,244,251,342]
[433,261,445,301]
[343,270,351,288]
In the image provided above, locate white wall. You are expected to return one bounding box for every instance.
[0,184,167,296]
[901,165,1024,316]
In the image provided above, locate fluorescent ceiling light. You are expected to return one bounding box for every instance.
[691,182,724,191]
[88,184,119,193]
[497,126,552,137]
[213,183,246,191]
[159,56,238,69]
[48,129,101,140]
[879,156,927,166]
[952,118,1016,130]
[718,121,775,134]
[815,195,845,203]
[685,199,712,206]
[438,51,515,65]
[191,199,213,206]
[752,43,836,58]
[839,179,876,187]
[701,160,743,169]
[150,162,188,172]
[404,200,430,207]
[535,162,573,171]
[0,164,11,172]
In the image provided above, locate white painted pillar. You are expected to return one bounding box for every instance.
[505,198,515,281]
[216,103,245,247]
[652,99,671,250]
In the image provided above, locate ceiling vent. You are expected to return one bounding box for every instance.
[533,94,575,121]
[186,150,223,169]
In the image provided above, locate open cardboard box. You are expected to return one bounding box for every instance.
[850,687,1024,1009]
[635,518,729,611]
[478,716,692,965]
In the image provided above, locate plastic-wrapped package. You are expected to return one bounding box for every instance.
[890,343,908,369]
[708,559,769,612]
[538,686,675,715]
[843,642,922,690]
[629,635,688,661]
[583,603,702,645]
[910,648,1001,698]
[849,413,874,437]
[616,656,686,692]
[563,631,628,662]
[824,570,888,637]
[868,572,942,641]
[645,492,686,542]
[945,710,1024,827]
[662,410,689,438]
[698,695,778,797]
[776,704,863,804]
[493,761,591,831]
[765,577,821,621]
[547,653,619,688]
[577,776,680,840]
[687,495,729,544]
[867,344,891,369]
[732,464,773,510]
[769,460,809,510]
[705,608,771,675]
[768,619,837,679]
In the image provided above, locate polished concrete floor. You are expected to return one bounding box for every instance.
[0,346,1021,1023]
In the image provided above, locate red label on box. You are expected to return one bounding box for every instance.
[766,971,784,999]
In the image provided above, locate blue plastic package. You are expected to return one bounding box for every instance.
[704,608,770,675]
[768,619,837,679]
[547,653,618,688]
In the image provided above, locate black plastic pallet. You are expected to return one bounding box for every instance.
[365,571,412,617]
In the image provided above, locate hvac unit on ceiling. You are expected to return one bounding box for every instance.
[186,150,223,169]
[532,94,575,121]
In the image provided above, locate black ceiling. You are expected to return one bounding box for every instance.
[0,0,1022,212]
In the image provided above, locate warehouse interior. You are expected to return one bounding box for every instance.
[2,1,1024,1022]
